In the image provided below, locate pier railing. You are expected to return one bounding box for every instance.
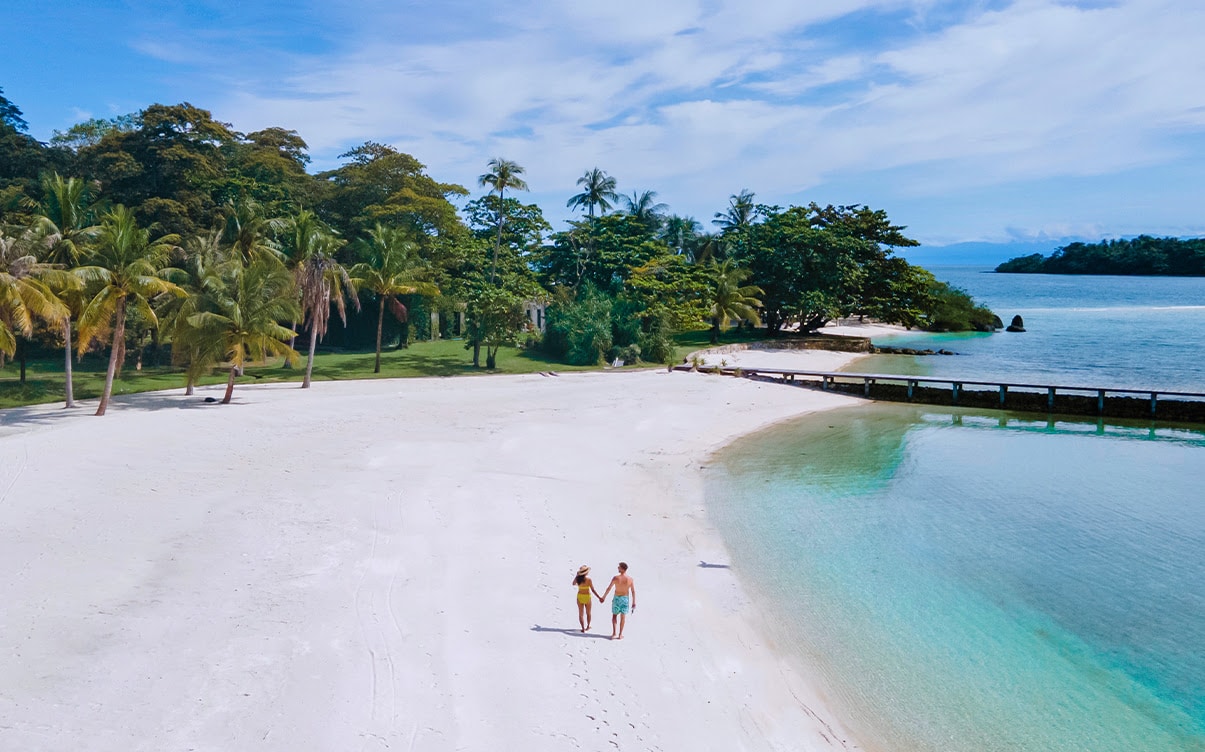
[673,365,1205,423]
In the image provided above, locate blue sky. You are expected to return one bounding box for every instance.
[3,0,1204,259]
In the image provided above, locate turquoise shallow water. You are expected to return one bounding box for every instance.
[850,267,1205,392]
[707,406,1205,751]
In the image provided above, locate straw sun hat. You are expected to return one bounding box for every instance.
[577,565,590,576]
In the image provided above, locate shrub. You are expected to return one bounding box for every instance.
[637,312,676,364]
[543,285,614,365]
[924,282,999,332]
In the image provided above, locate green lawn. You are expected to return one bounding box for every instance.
[0,328,759,410]
[0,339,596,410]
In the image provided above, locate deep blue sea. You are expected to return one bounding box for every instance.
[707,270,1205,751]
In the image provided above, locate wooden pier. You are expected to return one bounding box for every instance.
[674,365,1205,423]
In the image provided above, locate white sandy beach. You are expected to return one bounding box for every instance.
[1,365,866,751]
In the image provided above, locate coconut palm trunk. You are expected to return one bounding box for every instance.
[63,320,76,408]
[303,321,318,388]
[284,320,297,368]
[221,365,237,404]
[490,188,505,284]
[95,296,127,416]
[375,296,385,374]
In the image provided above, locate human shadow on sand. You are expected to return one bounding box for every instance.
[530,625,613,640]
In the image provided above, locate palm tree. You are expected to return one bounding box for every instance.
[221,198,283,263]
[1,235,68,374]
[27,172,100,406]
[163,230,227,395]
[27,173,100,266]
[566,168,618,219]
[350,224,438,373]
[179,256,300,404]
[660,214,701,256]
[621,190,668,232]
[477,158,528,284]
[707,259,763,343]
[76,206,182,416]
[280,210,356,388]
[692,232,727,265]
[713,189,757,234]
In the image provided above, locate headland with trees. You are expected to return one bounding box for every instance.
[2,87,996,412]
[996,236,1205,276]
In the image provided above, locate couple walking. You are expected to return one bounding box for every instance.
[574,562,636,640]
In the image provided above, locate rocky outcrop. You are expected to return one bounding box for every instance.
[1006,315,1026,332]
[871,346,957,356]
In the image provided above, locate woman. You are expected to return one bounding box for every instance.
[573,565,602,632]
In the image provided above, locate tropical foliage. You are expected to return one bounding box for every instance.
[0,90,1004,413]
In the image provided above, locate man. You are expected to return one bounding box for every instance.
[600,562,636,640]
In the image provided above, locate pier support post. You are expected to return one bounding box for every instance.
[952,382,960,405]
[1098,390,1106,415]
[907,380,915,400]
[1151,393,1158,418]
[821,376,829,391]
[999,385,1007,407]
[1047,387,1056,411]
[863,378,872,397]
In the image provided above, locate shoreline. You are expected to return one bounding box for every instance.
[1,368,868,750]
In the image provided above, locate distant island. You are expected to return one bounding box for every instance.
[995,236,1205,276]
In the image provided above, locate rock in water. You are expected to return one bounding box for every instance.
[1006,315,1026,332]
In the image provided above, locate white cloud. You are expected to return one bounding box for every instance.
[206,0,1205,238]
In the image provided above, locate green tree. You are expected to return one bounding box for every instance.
[179,256,300,403]
[737,204,927,333]
[706,259,763,343]
[0,88,56,224]
[76,206,182,415]
[224,128,316,213]
[316,142,467,240]
[50,113,140,151]
[541,214,665,293]
[74,103,238,236]
[477,158,529,284]
[349,224,438,373]
[463,282,531,370]
[566,168,618,219]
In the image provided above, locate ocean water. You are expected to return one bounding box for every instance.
[705,272,1205,751]
[707,406,1205,751]
[850,267,1205,392]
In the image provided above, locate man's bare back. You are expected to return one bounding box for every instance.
[610,573,633,596]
